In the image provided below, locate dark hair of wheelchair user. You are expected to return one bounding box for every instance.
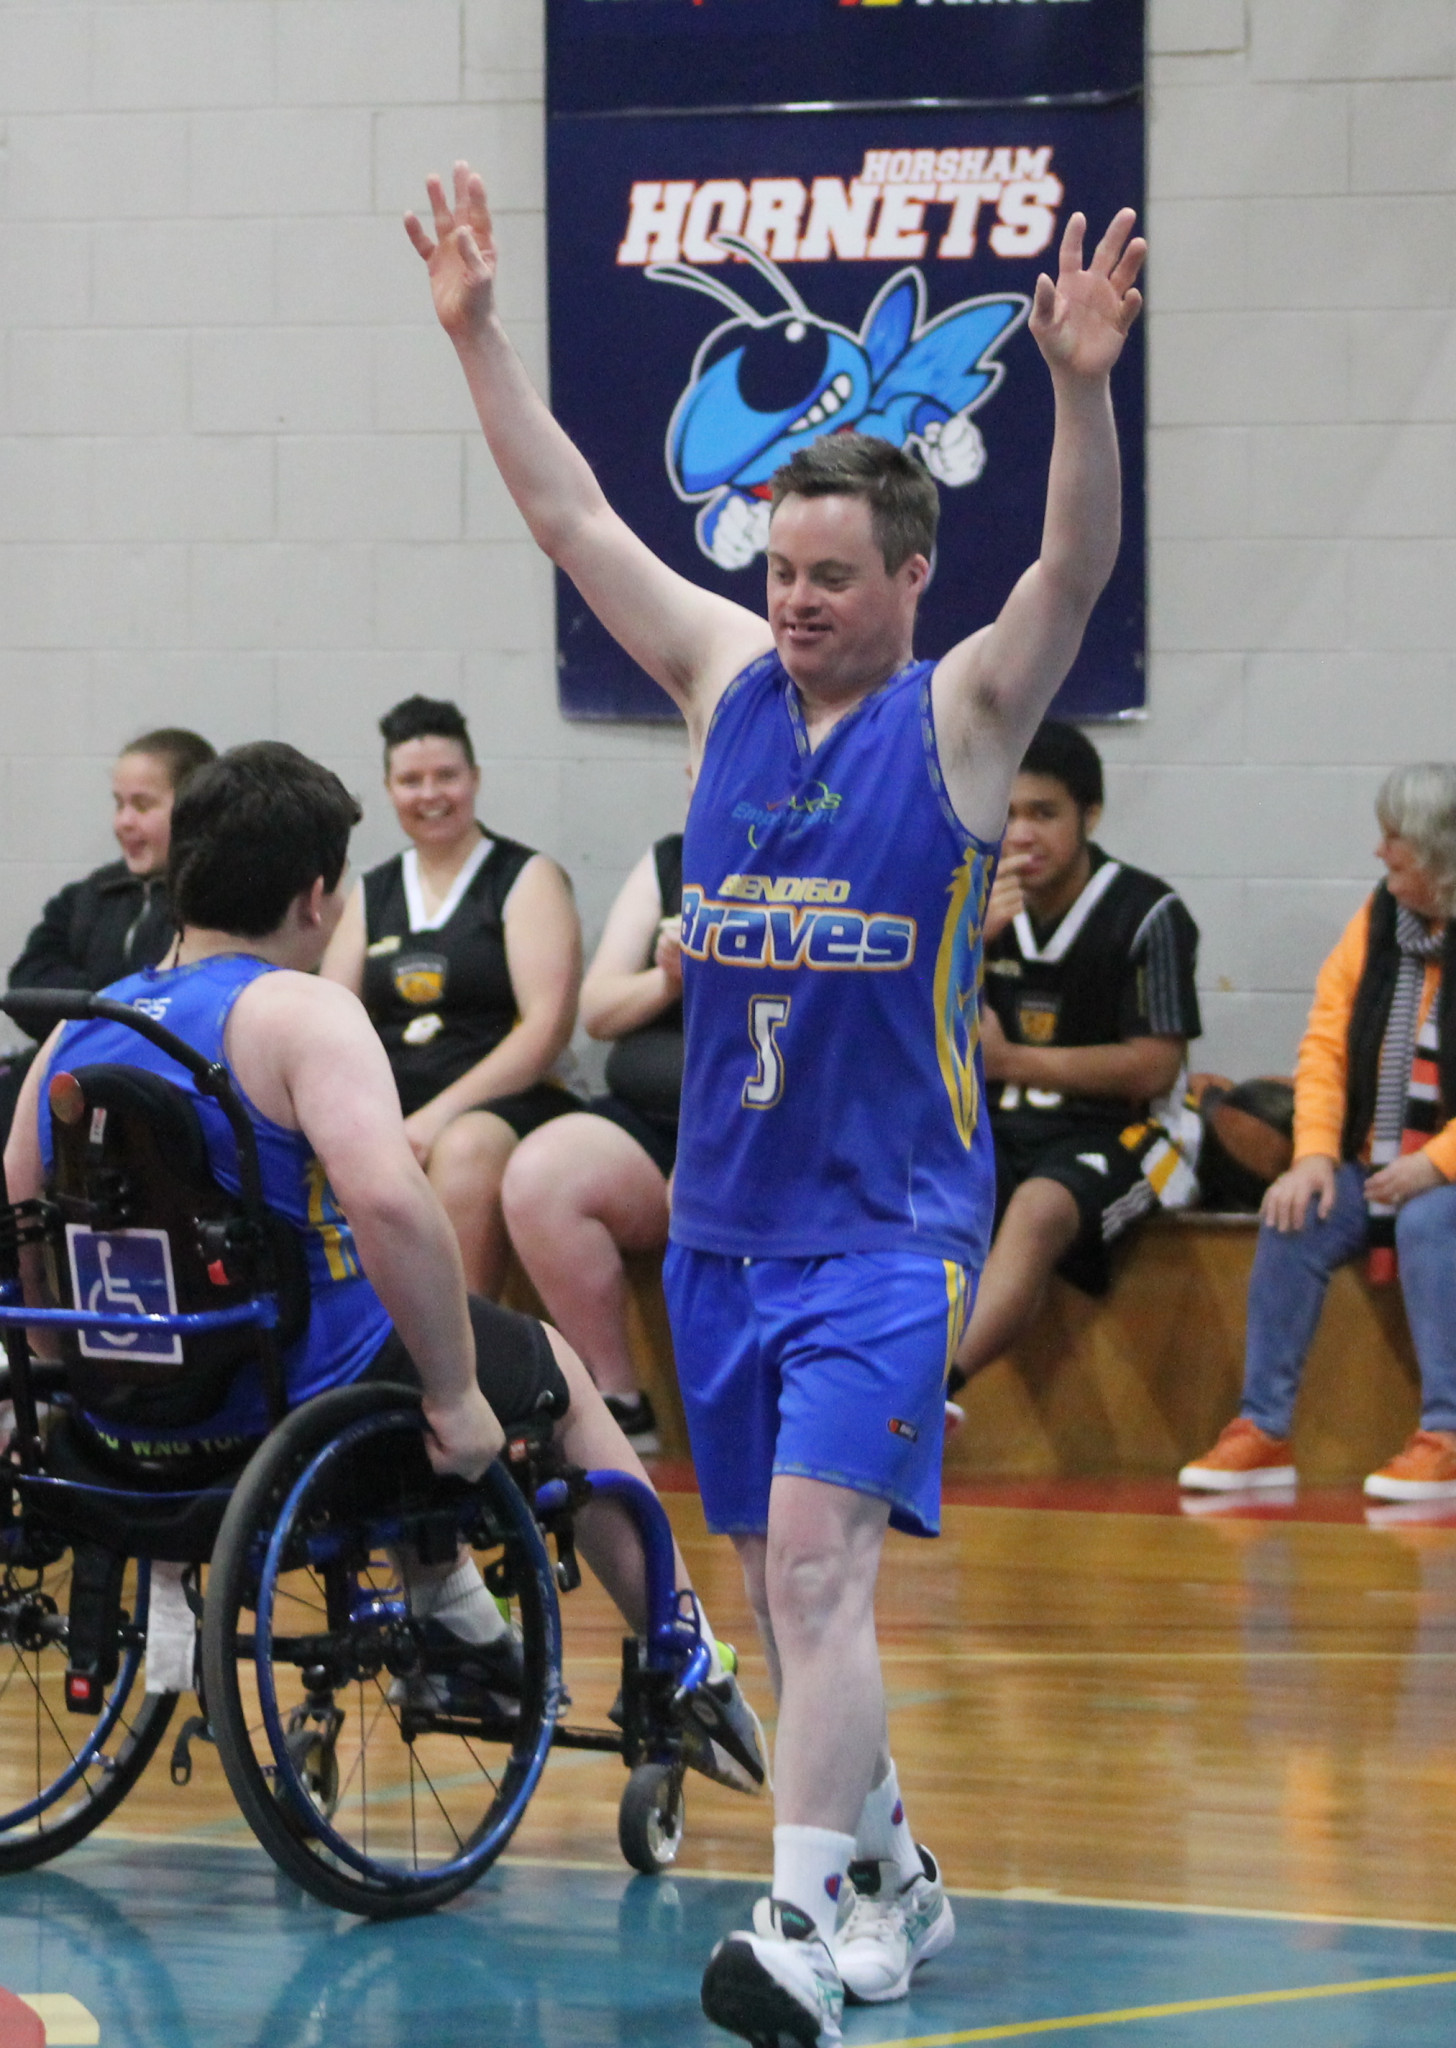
[2,743,757,1750]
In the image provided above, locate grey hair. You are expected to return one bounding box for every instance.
[1376,763,1456,912]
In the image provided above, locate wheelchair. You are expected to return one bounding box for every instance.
[0,990,757,1916]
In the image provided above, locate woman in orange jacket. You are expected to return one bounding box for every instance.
[1180,763,1456,1502]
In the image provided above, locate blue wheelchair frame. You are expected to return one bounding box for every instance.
[0,987,720,1909]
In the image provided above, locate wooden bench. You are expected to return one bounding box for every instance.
[509,1216,1423,1485]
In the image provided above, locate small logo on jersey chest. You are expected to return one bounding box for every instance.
[1017,992,1060,1044]
[888,1416,919,1442]
[394,954,447,1007]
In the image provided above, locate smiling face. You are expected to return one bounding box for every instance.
[111,750,177,877]
[1003,772,1101,916]
[385,735,481,853]
[1378,830,1447,921]
[764,491,927,705]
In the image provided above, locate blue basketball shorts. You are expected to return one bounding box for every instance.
[661,1245,974,1540]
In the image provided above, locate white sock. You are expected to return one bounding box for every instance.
[854,1762,923,1886]
[411,1560,508,1646]
[773,1823,855,1942]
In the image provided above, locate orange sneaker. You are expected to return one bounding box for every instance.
[1178,1417,1296,1492]
[1364,1430,1456,1501]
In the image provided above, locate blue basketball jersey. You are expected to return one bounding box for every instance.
[670,652,998,1267]
[41,954,392,1439]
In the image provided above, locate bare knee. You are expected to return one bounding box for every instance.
[429,1112,516,1200]
[999,1175,1081,1258]
[766,1528,878,1656]
[500,1124,579,1237]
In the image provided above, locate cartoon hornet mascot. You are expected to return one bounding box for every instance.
[648,235,1028,570]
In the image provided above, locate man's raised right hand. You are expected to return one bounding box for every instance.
[404,160,498,343]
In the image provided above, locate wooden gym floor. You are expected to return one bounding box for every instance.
[5,1477,1456,2045]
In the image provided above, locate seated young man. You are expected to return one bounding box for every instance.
[948,721,1201,1411]
[3,741,764,1783]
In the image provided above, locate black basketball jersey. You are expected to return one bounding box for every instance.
[983,845,1201,1124]
[602,834,684,1126]
[361,830,536,1118]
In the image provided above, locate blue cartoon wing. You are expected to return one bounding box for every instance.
[860,271,922,386]
[861,296,1026,444]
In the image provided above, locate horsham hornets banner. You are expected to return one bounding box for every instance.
[546,0,1145,722]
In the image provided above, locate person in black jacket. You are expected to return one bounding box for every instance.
[9,728,217,997]
[1,729,216,1140]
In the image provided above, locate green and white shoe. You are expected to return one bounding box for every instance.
[831,1846,955,2004]
[702,1897,844,2046]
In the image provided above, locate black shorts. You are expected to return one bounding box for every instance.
[395,1073,581,1137]
[360,1292,570,1429]
[71,1296,570,1485]
[584,1092,678,1179]
[993,1113,1157,1296]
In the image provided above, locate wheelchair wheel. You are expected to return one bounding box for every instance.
[201,1383,562,1918]
[0,1543,175,1870]
[618,1759,686,1875]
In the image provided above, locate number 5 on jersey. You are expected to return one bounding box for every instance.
[743,995,791,1110]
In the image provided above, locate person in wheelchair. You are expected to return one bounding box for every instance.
[3,740,765,1794]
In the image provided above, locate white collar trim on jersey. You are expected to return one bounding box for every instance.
[1012,858,1123,963]
[402,835,493,933]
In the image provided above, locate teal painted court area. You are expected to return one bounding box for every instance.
[3,1841,1456,2048]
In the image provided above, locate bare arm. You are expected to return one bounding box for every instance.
[230,976,502,1479]
[3,1027,64,1356]
[579,849,681,1040]
[318,881,366,996]
[401,856,582,1160]
[405,164,770,736]
[981,1011,1184,1106]
[933,210,1146,841]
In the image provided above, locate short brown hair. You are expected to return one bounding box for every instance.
[170,743,361,939]
[769,432,939,574]
[121,727,216,792]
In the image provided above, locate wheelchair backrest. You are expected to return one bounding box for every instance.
[44,1062,311,1430]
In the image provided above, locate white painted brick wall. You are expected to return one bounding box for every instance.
[0,0,1450,1087]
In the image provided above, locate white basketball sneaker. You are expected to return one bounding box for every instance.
[701,1897,844,2046]
[832,1846,955,2004]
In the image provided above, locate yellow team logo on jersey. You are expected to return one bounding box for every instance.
[1017,993,1059,1045]
[394,958,445,1007]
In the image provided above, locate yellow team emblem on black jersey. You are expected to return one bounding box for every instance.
[394,956,446,1007]
[1017,992,1060,1045]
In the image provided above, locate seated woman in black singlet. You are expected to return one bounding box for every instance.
[322,696,581,1296]
[502,833,683,1455]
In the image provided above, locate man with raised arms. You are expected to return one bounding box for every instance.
[407,164,1143,2048]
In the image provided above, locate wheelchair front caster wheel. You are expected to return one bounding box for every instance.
[280,1724,340,1818]
[618,1760,686,1874]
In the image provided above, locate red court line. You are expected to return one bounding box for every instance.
[650,1462,1430,1527]
[0,1990,45,2048]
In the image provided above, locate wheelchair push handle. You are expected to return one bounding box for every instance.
[4,990,221,1090]
[2,988,263,1201]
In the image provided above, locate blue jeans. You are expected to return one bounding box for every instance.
[1242,1162,1456,1437]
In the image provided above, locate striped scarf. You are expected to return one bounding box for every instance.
[1367,906,1445,1276]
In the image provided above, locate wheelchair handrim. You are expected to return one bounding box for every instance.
[253,1410,561,1889]
[1,1557,151,1830]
